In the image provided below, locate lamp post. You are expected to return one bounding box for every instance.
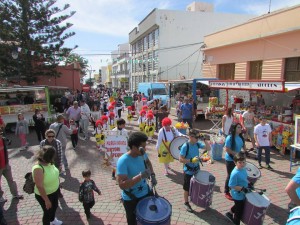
[87,65,95,87]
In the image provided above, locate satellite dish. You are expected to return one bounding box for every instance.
[11,51,18,59]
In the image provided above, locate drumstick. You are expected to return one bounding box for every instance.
[139,147,158,197]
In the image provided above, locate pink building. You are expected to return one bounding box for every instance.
[202,4,300,85]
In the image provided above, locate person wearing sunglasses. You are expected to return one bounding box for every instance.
[40,129,62,173]
[179,129,210,212]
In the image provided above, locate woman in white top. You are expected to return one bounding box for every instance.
[222,107,234,136]
[135,96,143,115]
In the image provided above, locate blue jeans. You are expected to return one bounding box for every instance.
[257,146,271,165]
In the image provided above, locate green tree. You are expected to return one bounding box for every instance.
[0,0,76,83]
[65,53,88,76]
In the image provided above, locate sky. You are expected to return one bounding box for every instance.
[57,0,300,74]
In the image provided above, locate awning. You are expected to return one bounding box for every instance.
[285,83,300,92]
[196,80,209,85]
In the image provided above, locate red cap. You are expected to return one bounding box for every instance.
[162,117,172,126]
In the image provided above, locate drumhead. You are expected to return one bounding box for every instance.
[136,196,171,222]
[194,170,215,184]
[246,192,270,208]
[245,162,261,179]
[169,136,188,160]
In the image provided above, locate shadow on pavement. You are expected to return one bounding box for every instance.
[88,214,105,225]
[57,197,85,225]
[60,171,81,194]
[266,202,289,225]
[4,199,21,225]
[193,207,232,224]
[166,169,183,186]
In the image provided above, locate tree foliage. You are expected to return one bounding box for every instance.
[65,53,88,76]
[0,0,76,83]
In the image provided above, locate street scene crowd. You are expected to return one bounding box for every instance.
[0,87,299,225]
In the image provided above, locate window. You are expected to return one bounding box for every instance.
[249,61,262,80]
[219,63,235,80]
[285,57,300,81]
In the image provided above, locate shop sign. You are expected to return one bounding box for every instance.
[209,81,284,91]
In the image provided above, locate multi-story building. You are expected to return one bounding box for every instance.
[202,4,300,104]
[111,43,130,89]
[129,2,254,91]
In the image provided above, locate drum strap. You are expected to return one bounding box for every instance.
[184,142,201,172]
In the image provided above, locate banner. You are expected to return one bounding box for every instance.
[104,131,128,168]
[209,80,284,92]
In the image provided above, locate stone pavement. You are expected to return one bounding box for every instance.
[1,110,295,225]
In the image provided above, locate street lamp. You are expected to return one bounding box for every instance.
[87,65,95,87]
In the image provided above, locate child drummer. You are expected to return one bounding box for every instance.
[225,152,249,225]
[179,129,210,212]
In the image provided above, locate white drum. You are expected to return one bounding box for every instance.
[245,162,261,184]
[169,136,188,160]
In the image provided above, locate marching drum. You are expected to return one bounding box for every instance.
[286,206,300,225]
[241,192,270,225]
[189,170,215,208]
[245,162,261,184]
[136,196,172,225]
[169,136,188,160]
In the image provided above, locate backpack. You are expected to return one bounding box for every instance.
[23,164,44,194]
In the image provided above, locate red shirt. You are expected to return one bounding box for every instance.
[0,139,6,169]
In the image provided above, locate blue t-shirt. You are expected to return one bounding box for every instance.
[117,153,149,201]
[229,167,248,200]
[180,103,193,119]
[292,167,300,198]
[224,135,244,161]
[180,141,205,175]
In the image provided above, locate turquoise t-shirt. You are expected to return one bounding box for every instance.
[117,153,150,201]
[224,135,244,161]
[180,141,205,175]
[229,167,248,200]
[292,167,300,198]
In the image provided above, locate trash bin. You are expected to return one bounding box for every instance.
[123,96,133,107]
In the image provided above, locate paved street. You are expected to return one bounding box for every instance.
[1,110,295,225]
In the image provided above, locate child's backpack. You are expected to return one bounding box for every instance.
[23,164,44,194]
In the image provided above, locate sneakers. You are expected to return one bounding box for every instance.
[225,212,234,223]
[50,218,63,225]
[0,197,7,203]
[258,164,263,169]
[12,195,23,200]
[266,165,274,170]
[184,202,193,212]
[224,192,233,201]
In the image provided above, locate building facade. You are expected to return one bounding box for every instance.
[202,4,300,83]
[129,2,254,91]
[111,43,130,89]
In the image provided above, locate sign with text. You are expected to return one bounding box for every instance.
[104,131,128,168]
[209,81,284,92]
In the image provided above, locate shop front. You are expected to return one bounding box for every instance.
[208,80,300,155]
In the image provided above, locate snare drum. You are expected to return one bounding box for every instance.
[189,170,215,208]
[245,162,261,184]
[287,206,300,225]
[241,192,270,225]
[169,136,188,160]
[136,196,172,225]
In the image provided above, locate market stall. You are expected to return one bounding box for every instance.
[209,80,300,155]
[205,97,225,131]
